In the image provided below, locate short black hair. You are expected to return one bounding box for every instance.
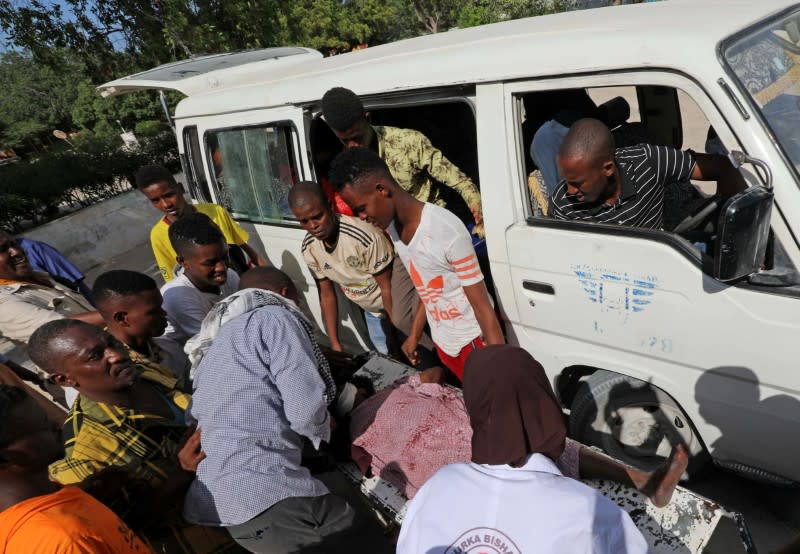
[328,147,391,192]
[28,319,95,373]
[92,270,158,310]
[167,212,225,257]
[239,266,295,295]
[135,164,177,190]
[0,385,27,449]
[288,181,329,211]
[321,87,365,131]
[558,118,615,164]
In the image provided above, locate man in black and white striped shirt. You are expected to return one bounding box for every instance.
[549,118,742,229]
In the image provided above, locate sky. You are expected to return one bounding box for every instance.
[1,0,79,51]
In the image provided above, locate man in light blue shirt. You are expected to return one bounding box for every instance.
[184,268,386,553]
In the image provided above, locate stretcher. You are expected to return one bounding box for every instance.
[341,353,757,554]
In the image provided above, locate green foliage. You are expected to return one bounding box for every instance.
[0,132,179,231]
[70,80,102,132]
[137,130,181,175]
[0,50,83,148]
[283,0,406,50]
[71,78,168,138]
[134,120,168,137]
[451,0,573,30]
[402,0,573,34]
[1,120,50,148]
[0,49,168,149]
[91,119,121,139]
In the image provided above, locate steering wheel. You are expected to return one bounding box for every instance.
[672,195,721,235]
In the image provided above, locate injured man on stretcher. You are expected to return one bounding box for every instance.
[345,353,688,509]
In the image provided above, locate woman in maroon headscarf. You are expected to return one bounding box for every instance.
[397,345,651,554]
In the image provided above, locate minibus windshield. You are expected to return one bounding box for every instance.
[724,9,800,175]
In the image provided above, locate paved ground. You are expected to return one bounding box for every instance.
[83,238,162,286]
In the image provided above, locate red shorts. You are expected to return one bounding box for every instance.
[435,337,485,382]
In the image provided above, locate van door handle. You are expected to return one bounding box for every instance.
[522,280,555,295]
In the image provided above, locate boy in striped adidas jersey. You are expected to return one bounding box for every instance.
[329,149,504,382]
[290,181,397,356]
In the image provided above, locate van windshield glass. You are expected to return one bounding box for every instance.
[723,10,800,173]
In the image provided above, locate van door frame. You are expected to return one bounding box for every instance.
[299,86,478,197]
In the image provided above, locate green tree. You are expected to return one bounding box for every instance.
[287,0,372,50]
[0,120,49,149]
[71,78,168,138]
[0,50,84,147]
[0,0,573,149]
[402,0,572,35]
[1,0,415,72]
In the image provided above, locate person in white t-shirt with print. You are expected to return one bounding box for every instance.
[329,147,504,381]
[397,345,651,554]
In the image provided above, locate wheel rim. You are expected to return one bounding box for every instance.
[602,403,690,466]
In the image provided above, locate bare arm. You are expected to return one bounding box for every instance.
[692,153,747,198]
[241,242,268,267]
[316,278,342,351]
[374,265,403,358]
[401,300,428,366]
[462,281,504,346]
[373,264,394,322]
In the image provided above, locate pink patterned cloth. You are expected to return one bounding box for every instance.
[350,375,580,499]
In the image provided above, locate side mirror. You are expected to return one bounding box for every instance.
[713,186,774,282]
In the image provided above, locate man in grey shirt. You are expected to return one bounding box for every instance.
[184,268,387,553]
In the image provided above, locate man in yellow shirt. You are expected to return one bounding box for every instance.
[135,165,267,282]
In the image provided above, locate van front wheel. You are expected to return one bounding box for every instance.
[568,370,708,475]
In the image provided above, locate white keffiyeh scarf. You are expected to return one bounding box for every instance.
[185,288,337,405]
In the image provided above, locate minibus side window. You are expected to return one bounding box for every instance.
[183,126,212,203]
[519,85,729,244]
[205,123,300,225]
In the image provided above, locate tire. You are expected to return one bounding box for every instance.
[569,370,709,475]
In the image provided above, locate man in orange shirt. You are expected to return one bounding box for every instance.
[0,384,150,553]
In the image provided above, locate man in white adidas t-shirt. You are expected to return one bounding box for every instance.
[329,147,504,381]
